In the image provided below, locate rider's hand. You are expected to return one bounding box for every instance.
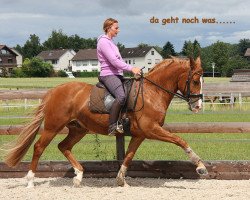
[131,67,141,75]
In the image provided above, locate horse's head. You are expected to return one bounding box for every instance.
[177,56,203,113]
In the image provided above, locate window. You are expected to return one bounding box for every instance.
[1,49,8,54]
[91,60,98,66]
[76,61,82,66]
[8,68,13,73]
[0,58,2,63]
[82,61,88,66]
[129,60,131,64]
[155,59,160,64]
[133,59,135,64]
[147,59,152,64]
[52,60,58,64]
[92,69,98,72]
[8,58,13,63]
[148,68,151,72]
[151,51,154,55]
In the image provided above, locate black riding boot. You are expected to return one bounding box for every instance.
[108,99,124,135]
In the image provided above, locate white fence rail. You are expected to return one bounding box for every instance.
[1,93,249,112]
[1,82,250,115]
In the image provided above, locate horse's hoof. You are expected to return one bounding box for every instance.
[123,182,130,187]
[73,177,81,187]
[116,177,125,186]
[26,183,34,188]
[116,176,130,187]
[196,167,208,175]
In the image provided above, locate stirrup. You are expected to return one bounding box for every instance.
[108,122,124,136]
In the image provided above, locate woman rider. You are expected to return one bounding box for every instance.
[97,18,141,136]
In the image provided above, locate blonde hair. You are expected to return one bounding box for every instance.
[103,18,118,33]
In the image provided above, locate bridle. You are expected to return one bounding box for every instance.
[142,68,203,105]
[183,69,203,104]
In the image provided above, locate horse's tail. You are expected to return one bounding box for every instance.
[4,93,50,167]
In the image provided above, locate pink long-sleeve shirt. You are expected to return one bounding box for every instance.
[97,34,133,76]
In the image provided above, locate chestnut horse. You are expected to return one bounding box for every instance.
[4,56,207,188]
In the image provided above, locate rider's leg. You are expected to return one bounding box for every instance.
[99,75,126,135]
[108,99,124,135]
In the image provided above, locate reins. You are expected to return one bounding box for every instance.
[140,68,203,104]
[124,65,203,114]
[143,76,189,102]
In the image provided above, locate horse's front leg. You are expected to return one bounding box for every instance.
[147,125,208,175]
[116,136,145,187]
[185,147,208,175]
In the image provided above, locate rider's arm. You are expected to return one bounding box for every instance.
[98,38,133,71]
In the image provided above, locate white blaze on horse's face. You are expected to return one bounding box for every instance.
[190,76,203,113]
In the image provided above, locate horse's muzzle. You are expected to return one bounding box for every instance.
[189,98,202,113]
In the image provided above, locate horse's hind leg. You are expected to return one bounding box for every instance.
[58,124,88,187]
[26,129,58,188]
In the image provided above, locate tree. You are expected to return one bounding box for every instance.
[161,41,176,58]
[221,55,249,76]
[193,39,201,59]
[68,34,84,52]
[185,41,194,57]
[117,42,125,52]
[181,41,188,56]
[81,37,97,49]
[21,57,54,77]
[212,41,230,74]
[14,44,23,56]
[181,40,201,58]
[200,45,214,72]
[21,34,43,59]
[137,43,150,48]
[0,67,8,77]
[181,40,194,57]
[237,39,250,57]
[43,29,69,50]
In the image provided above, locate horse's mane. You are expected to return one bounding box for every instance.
[146,57,190,76]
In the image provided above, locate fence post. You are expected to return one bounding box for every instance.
[202,94,205,113]
[24,98,27,110]
[230,93,234,109]
[116,136,125,160]
[239,93,242,110]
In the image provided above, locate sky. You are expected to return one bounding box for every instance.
[0,0,250,52]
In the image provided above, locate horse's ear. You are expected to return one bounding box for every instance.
[195,56,201,67]
[189,56,195,70]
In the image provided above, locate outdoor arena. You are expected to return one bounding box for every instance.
[0,81,250,199]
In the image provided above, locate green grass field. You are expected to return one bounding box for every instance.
[0,108,249,161]
[0,76,249,162]
[0,133,249,161]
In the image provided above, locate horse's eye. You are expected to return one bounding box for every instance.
[193,80,200,85]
